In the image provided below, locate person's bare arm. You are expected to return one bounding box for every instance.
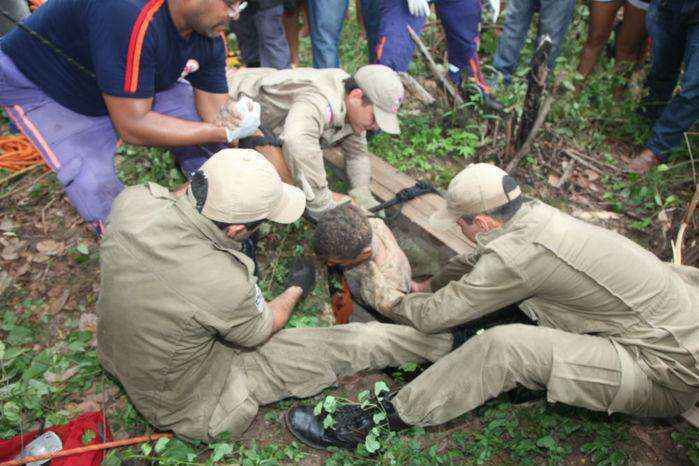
[103,94,227,147]
[194,89,229,123]
[268,286,303,333]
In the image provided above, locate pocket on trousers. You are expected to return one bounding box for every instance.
[56,156,83,187]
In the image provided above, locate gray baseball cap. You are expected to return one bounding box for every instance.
[354,64,404,134]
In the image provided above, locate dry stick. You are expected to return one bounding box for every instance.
[672,136,698,265]
[0,168,50,202]
[506,90,555,172]
[563,147,621,173]
[561,149,610,175]
[406,25,463,106]
[2,433,173,466]
[0,164,41,189]
[398,72,436,106]
[554,160,575,189]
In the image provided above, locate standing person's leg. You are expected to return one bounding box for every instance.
[241,322,453,405]
[645,22,699,162]
[375,0,425,72]
[151,81,227,177]
[640,0,685,123]
[282,1,302,66]
[491,0,536,85]
[435,0,487,91]
[577,0,622,78]
[230,9,262,67]
[307,0,349,68]
[0,52,120,234]
[255,5,292,69]
[359,0,381,62]
[537,0,576,70]
[615,1,647,65]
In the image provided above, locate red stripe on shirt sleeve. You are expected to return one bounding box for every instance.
[123,0,165,93]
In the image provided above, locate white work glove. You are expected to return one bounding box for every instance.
[406,0,430,17]
[224,96,261,143]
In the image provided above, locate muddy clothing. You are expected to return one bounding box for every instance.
[388,199,699,424]
[345,218,412,315]
[226,67,371,208]
[97,183,452,441]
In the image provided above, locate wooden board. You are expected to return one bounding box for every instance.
[323,148,474,263]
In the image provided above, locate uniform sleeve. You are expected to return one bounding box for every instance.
[340,134,371,187]
[429,252,479,291]
[87,1,156,98]
[218,281,274,347]
[186,35,229,94]
[357,261,407,318]
[281,96,327,189]
[390,250,533,333]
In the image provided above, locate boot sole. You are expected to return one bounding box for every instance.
[284,409,333,451]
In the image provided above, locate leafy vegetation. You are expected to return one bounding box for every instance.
[1,1,698,465]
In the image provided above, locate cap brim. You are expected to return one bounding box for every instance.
[267,183,306,224]
[429,207,460,230]
[374,106,400,135]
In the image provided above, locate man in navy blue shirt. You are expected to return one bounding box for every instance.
[0,0,257,233]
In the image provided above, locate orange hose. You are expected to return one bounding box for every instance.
[0,135,47,173]
[28,0,44,11]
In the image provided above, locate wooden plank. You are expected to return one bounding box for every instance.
[323,148,474,260]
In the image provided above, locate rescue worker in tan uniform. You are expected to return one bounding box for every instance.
[287,163,699,450]
[97,149,454,442]
[226,64,405,218]
[313,203,412,317]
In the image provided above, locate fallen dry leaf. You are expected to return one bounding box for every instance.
[1,239,23,261]
[13,262,30,277]
[47,289,70,315]
[0,271,11,295]
[36,240,63,256]
[44,366,79,384]
[79,313,98,333]
[0,218,15,231]
[547,174,560,187]
[585,169,600,182]
[658,209,671,237]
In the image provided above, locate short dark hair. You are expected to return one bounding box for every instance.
[461,175,523,224]
[313,204,373,260]
[343,77,372,105]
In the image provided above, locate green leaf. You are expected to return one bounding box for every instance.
[2,401,20,423]
[0,341,4,360]
[357,390,370,403]
[154,436,170,453]
[210,442,233,461]
[374,381,390,398]
[365,433,381,453]
[536,435,557,451]
[373,411,387,424]
[400,362,418,372]
[323,414,335,430]
[313,401,323,416]
[76,243,90,255]
[656,164,669,172]
[323,395,337,414]
[141,443,152,456]
[81,429,96,445]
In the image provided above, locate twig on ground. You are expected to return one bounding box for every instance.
[0,167,50,201]
[686,132,696,187]
[555,160,575,189]
[407,25,463,106]
[398,72,436,106]
[563,147,622,173]
[0,164,42,189]
[672,136,699,265]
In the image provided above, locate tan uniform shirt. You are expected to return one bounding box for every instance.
[393,199,699,394]
[97,183,272,441]
[345,218,412,315]
[227,68,371,201]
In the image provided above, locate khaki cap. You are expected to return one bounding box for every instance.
[430,163,522,229]
[191,149,306,224]
[354,64,404,135]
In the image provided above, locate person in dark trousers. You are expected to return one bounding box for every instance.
[230,0,292,69]
[628,0,699,173]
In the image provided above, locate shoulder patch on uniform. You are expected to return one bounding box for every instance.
[254,284,266,313]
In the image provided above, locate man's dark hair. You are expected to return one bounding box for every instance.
[313,204,373,260]
[343,77,372,105]
[461,175,524,224]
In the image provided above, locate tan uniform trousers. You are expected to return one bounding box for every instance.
[392,324,696,426]
[216,322,452,438]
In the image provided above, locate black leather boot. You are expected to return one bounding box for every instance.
[286,397,410,451]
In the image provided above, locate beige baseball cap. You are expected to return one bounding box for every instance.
[189,149,306,224]
[354,64,404,135]
[430,163,522,229]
